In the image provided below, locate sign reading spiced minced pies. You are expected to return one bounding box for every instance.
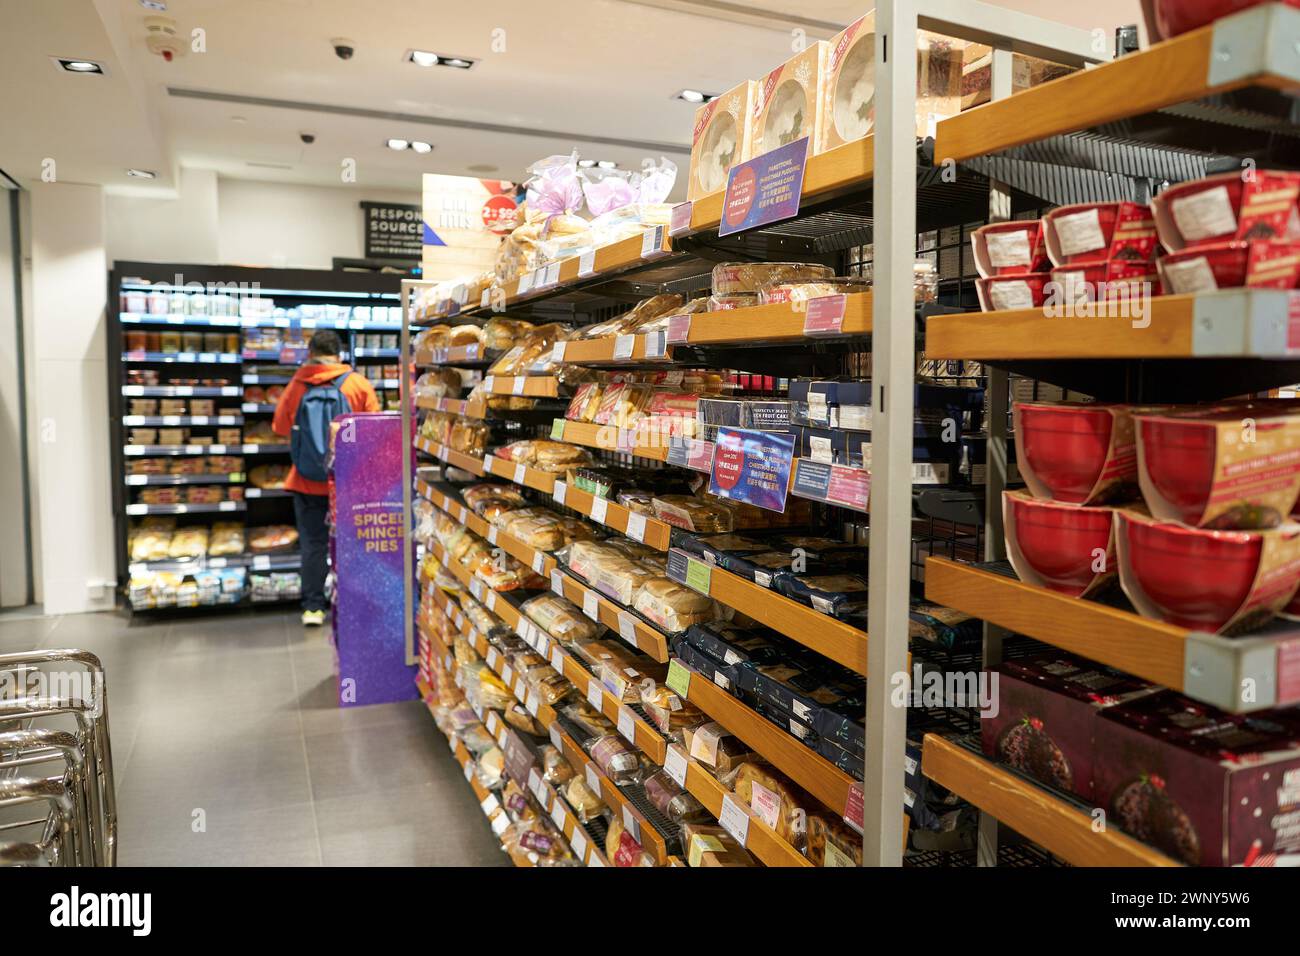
[361,202,423,260]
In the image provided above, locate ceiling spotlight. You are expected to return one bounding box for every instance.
[674,89,717,104]
[411,141,433,154]
[126,168,157,179]
[54,57,105,74]
[405,49,475,69]
[596,160,618,170]
[386,139,410,151]
[577,159,596,168]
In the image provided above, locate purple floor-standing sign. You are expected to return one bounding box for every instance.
[330,411,416,706]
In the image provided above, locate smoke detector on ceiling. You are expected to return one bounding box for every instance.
[143,15,185,62]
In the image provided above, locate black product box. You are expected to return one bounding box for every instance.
[696,397,744,427]
[747,660,866,732]
[755,700,820,748]
[676,641,744,697]
[819,736,865,780]
[776,573,870,619]
[908,602,983,650]
[745,399,791,431]
[720,550,833,589]
[816,704,865,759]
[678,532,775,567]
[683,620,789,668]
[788,379,873,406]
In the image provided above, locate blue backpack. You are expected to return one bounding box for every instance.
[290,371,352,482]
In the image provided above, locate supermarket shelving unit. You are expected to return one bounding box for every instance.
[108,262,401,611]
[397,0,1268,868]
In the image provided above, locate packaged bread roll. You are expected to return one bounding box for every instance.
[807,811,863,866]
[712,261,835,294]
[727,761,809,849]
[633,577,720,632]
[640,684,704,737]
[644,769,711,824]
[540,744,573,786]
[521,593,600,643]
[605,817,656,867]
[563,776,607,823]
[681,821,758,867]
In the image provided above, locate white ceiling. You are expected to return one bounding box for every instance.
[0,0,1142,198]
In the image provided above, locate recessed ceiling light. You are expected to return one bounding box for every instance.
[596,160,618,170]
[386,138,410,151]
[53,57,105,75]
[405,49,475,69]
[410,141,433,154]
[674,89,717,104]
[126,168,157,179]
[139,0,167,9]
[577,159,596,168]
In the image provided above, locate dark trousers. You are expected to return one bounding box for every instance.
[293,491,330,612]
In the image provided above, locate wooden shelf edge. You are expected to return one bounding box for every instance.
[922,734,1181,867]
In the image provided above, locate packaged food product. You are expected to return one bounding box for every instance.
[1003,490,1117,598]
[960,46,1073,110]
[639,683,704,738]
[633,577,720,633]
[588,734,642,785]
[502,701,544,737]
[521,593,600,643]
[463,483,528,511]
[563,776,607,823]
[644,768,710,824]
[562,700,616,742]
[682,720,756,773]
[1157,240,1300,294]
[806,812,863,866]
[590,557,658,606]
[651,495,735,533]
[777,573,868,619]
[207,522,245,557]
[712,261,835,295]
[605,817,655,867]
[248,525,298,553]
[975,271,1052,312]
[688,80,756,200]
[1014,401,1146,505]
[1042,201,1158,266]
[482,317,534,351]
[413,368,464,401]
[727,762,808,848]
[751,42,829,157]
[707,292,760,311]
[971,220,1051,277]
[616,489,656,515]
[1151,170,1300,251]
[540,744,573,786]
[681,821,758,867]
[757,276,870,306]
[566,382,603,422]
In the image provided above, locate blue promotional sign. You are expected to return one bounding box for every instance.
[717,137,808,237]
[708,427,795,513]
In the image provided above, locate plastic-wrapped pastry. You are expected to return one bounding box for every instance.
[725,761,809,849]
[504,817,575,867]
[168,526,208,559]
[590,557,658,606]
[588,734,642,785]
[605,817,656,867]
[476,747,505,789]
[449,420,489,456]
[565,382,603,423]
[681,821,758,867]
[540,744,573,786]
[757,275,871,306]
[639,683,704,738]
[563,776,607,823]
[778,573,869,619]
[502,701,545,737]
[633,577,720,633]
[598,652,666,704]
[644,769,710,824]
[562,700,616,742]
[564,540,625,582]
[632,296,710,333]
[615,489,656,516]
[681,721,756,772]
[482,317,534,351]
[414,368,464,401]
[712,261,835,294]
[522,662,573,706]
[464,483,527,509]
[521,593,600,643]
[806,811,863,866]
[707,292,760,311]
[595,384,652,429]
[208,521,245,557]
[413,326,450,352]
[448,324,484,347]
[651,495,734,533]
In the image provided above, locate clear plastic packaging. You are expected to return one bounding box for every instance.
[541,744,573,786]
[521,593,601,643]
[588,733,643,785]
[639,683,704,738]
[633,578,720,633]
[605,817,656,867]
[712,261,835,295]
[643,769,711,824]
[563,776,607,823]
[757,276,871,306]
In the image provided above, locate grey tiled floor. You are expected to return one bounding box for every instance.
[0,606,509,866]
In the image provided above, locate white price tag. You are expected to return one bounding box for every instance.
[586,680,604,711]
[517,271,534,295]
[483,375,495,393]
[218,502,237,512]
[500,665,513,688]
[525,691,540,717]
[585,763,602,796]
[551,803,567,830]
[470,577,485,599]
[531,551,546,574]
[486,648,499,670]
[552,480,567,506]
[253,556,271,570]
[617,612,638,646]
[486,526,498,546]
[589,495,608,525]
[550,723,563,750]
[528,768,544,799]
[582,590,600,621]
[481,289,492,309]
[511,376,526,396]
[512,464,526,485]
[641,225,663,258]
[550,646,564,671]
[482,454,495,475]
[613,334,636,361]
[485,590,498,612]
[622,805,642,844]
[571,828,588,863]
[578,250,596,276]
[617,706,636,744]
[625,512,646,543]
[719,794,751,847]
[543,261,561,288]
[464,760,476,782]
[491,813,509,836]
[664,746,689,788]
[551,341,567,364]
[551,569,565,596]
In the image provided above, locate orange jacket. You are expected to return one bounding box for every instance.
[271,361,380,495]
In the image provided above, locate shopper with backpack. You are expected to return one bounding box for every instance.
[272,330,379,626]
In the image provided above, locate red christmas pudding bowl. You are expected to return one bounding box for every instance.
[1049,260,1158,308]
[1135,408,1300,528]
[1152,1,1300,40]
[1152,170,1300,251]
[1116,510,1300,633]
[1157,240,1300,294]
[1043,202,1158,267]
[1004,490,1115,597]
[1015,401,1140,505]
[975,272,1051,312]
[971,220,1050,277]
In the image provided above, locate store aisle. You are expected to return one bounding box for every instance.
[0,608,508,867]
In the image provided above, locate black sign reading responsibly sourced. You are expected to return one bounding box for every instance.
[361,201,423,260]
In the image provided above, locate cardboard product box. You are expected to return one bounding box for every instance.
[818,13,966,154]
[750,42,828,159]
[129,428,157,446]
[960,47,1074,111]
[687,80,756,201]
[1094,694,1300,866]
[981,650,1162,802]
[159,399,187,416]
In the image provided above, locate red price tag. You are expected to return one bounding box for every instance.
[665,314,692,345]
[843,782,864,834]
[803,294,848,336]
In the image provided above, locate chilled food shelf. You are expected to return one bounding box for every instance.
[127,552,301,575]
[122,415,244,427]
[122,351,242,364]
[122,385,242,398]
[123,443,290,456]
[124,473,244,486]
[932,3,1300,165]
[925,558,1300,714]
[921,734,1180,867]
[668,548,867,675]
[242,488,291,499]
[125,502,246,516]
[120,311,405,331]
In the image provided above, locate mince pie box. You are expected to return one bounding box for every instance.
[817,13,966,154]
[1134,407,1300,530]
[1043,201,1159,267]
[687,80,756,201]
[1151,170,1300,252]
[1094,693,1300,866]
[750,42,828,160]
[981,651,1161,803]
[959,47,1073,111]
